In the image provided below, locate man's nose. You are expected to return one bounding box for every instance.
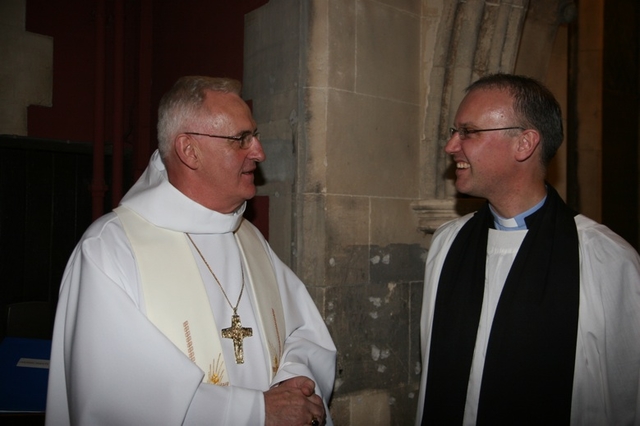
[250,138,266,162]
[444,133,460,154]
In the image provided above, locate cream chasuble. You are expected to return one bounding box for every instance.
[115,206,285,385]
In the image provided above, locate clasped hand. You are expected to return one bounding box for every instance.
[264,376,325,426]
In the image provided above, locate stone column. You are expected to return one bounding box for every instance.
[245,1,425,424]
[412,0,529,233]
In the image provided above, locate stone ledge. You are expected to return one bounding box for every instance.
[411,197,485,234]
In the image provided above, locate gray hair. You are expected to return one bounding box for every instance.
[157,76,242,157]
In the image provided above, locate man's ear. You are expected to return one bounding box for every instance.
[514,129,541,162]
[174,134,199,170]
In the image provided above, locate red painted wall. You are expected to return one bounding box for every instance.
[24,0,270,237]
[26,0,97,143]
[26,0,266,151]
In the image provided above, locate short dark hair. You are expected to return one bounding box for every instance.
[157,76,242,157]
[466,73,564,167]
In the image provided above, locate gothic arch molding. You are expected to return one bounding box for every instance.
[414,0,574,233]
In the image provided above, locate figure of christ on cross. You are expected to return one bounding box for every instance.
[221,313,253,364]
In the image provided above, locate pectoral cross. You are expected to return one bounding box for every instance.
[221,313,253,364]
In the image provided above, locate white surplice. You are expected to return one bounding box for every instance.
[416,213,640,426]
[46,151,336,426]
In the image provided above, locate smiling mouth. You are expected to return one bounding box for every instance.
[455,161,470,169]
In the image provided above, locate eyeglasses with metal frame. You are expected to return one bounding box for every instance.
[449,126,524,140]
[184,130,260,149]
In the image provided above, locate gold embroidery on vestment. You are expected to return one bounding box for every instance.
[183,321,196,363]
[270,309,283,374]
[208,353,229,386]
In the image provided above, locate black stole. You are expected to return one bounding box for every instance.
[422,186,580,425]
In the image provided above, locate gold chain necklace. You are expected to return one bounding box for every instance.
[186,234,253,364]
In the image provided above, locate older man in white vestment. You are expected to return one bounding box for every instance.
[46,76,336,426]
[416,74,640,425]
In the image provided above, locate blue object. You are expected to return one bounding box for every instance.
[0,337,51,413]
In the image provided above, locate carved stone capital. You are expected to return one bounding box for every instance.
[411,197,485,234]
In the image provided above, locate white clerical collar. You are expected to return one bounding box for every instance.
[490,195,547,231]
[119,150,245,234]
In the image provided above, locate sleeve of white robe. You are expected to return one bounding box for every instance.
[45,215,269,425]
[571,216,640,426]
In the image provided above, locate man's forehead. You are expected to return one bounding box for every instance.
[199,91,254,130]
[457,88,514,119]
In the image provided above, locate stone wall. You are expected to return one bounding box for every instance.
[244,0,427,424]
[0,0,52,135]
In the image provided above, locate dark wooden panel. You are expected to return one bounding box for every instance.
[24,151,54,301]
[0,136,93,339]
[0,149,28,304]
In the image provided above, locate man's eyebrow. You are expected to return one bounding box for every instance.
[236,128,257,135]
